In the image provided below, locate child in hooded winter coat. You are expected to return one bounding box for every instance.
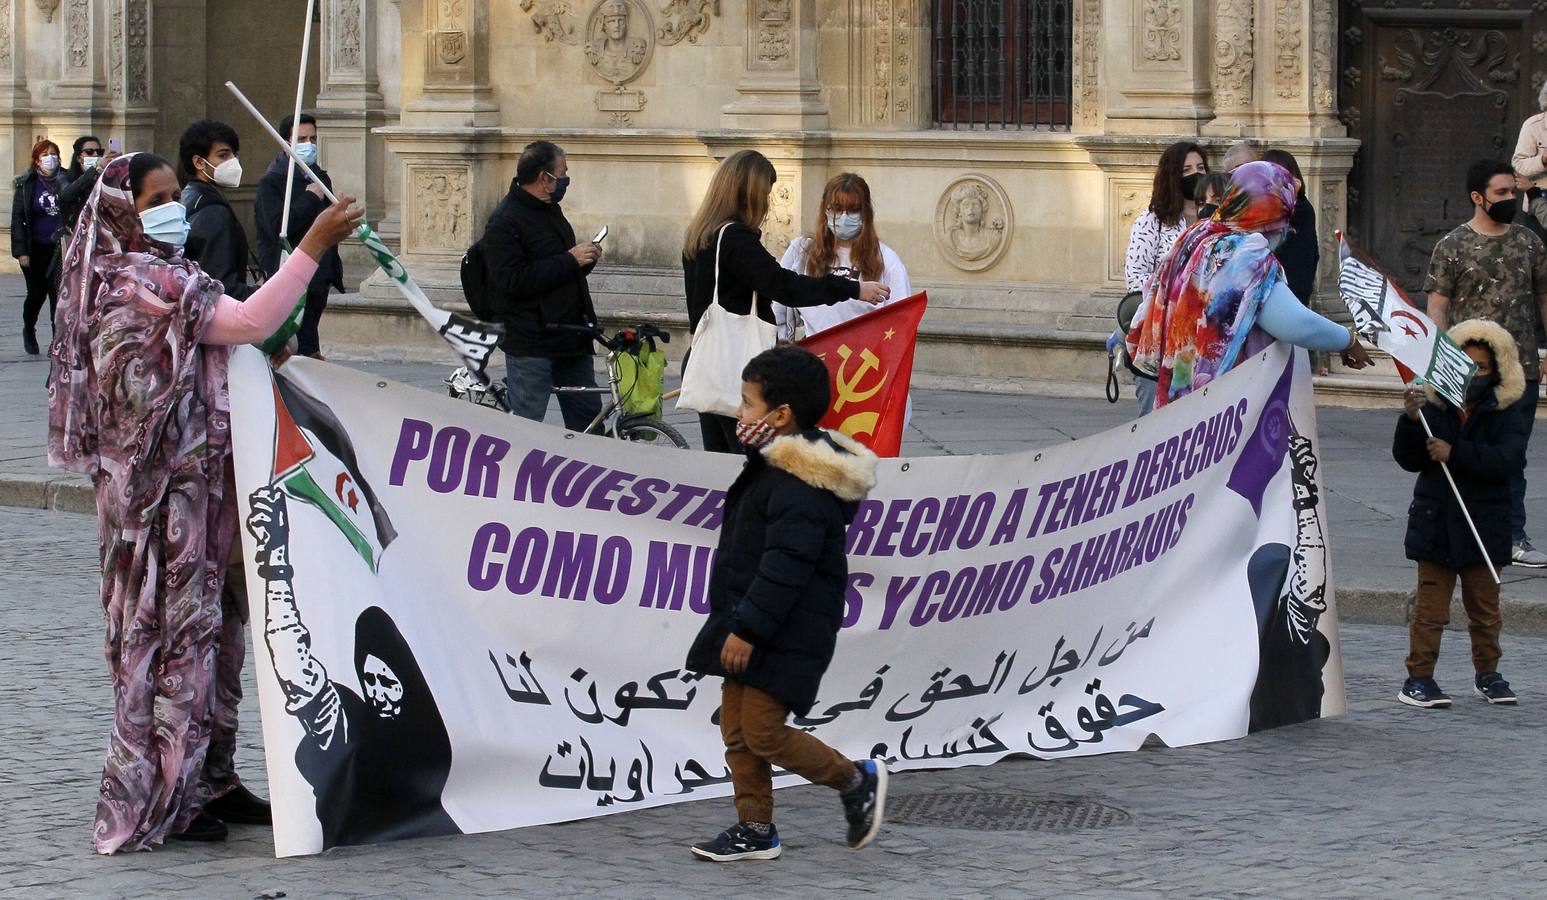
[684,345,884,861]
[1393,318,1527,708]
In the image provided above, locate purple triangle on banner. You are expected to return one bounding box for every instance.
[1227,355,1296,518]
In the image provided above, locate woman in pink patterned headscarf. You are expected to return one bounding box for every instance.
[48,152,361,853]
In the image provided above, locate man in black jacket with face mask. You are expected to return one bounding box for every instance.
[480,140,603,432]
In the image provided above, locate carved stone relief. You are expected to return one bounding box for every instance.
[1141,0,1183,63]
[0,0,11,72]
[1213,0,1254,110]
[1274,0,1305,98]
[1073,0,1102,125]
[752,0,793,69]
[1317,177,1343,289]
[124,0,147,104]
[521,0,581,44]
[763,180,796,257]
[66,0,89,70]
[109,3,122,98]
[1111,181,1146,281]
[934,175,1012,272]
[657,0,717,45]
[430,0,469,70]
[584,0,653,85]
[413,168,470,251]
[35,0,57,24]
[336,0,364,72]
[856,0,915,125]
[1310,0,1336,112]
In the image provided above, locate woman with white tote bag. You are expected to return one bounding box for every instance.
[679,150,889,452]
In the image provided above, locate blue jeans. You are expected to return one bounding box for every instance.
[1510,379,1539,543]
[1135,378,1157,417]
[504,354,602,433]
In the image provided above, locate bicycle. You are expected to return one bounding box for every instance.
[444,323,690,449]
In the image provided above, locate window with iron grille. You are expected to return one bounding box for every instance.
[933,0,1073,130]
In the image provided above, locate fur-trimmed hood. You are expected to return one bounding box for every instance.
[1424,318,1525,409]
[759,429,878,503]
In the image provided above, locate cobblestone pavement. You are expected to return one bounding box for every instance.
[3,505,1544,899]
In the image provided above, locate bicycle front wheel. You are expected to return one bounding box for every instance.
[618,418,690,449]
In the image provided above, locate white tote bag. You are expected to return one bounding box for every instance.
[676,223,778,417]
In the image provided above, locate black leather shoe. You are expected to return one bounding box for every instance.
[22,329,38,355]
[169,812,228,843]
[205,784,272,825]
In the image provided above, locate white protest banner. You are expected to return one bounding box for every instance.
[230,342,1345,857]
[1336,232,1476,405]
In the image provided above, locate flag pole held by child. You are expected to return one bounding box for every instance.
[1334,231,1498,584]
[225,80,505,385]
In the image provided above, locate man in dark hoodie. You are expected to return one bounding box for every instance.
[254,114,345,358]
[179,119,255,300]
[684,345,885,862]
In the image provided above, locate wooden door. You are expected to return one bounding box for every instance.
[1339,12,1538,294]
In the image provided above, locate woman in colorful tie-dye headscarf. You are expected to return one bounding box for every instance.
[46,152,361,853]
[1126,160,1372,409]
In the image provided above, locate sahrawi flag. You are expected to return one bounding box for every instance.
[270,373,398,571]
[1335,233,1476,406]
[798,291,927,458]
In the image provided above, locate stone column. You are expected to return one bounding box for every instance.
[0,0,30,272]
[106,0,155,152]
[1101,0,1214,135]
[722,0,828,130]
[368,0,501,307]
[1201,0,1254,136]
[405,0,496,127]
[50,0,107,107]
[318,0,388,272]
[1245,0,1342,136]
[844,0,927,130]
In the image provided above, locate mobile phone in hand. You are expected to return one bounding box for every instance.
[108,138,122,153]
[592,225,608,244]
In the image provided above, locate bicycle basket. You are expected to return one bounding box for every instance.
[617,338,668,421]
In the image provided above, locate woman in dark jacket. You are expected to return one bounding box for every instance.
[680,150,890,452]
[48,136,112,298]
[1260,149,1319,305]
[1392,318,1526,709]
[11,139,69,354]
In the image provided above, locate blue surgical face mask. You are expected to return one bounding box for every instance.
[294,141,319,167]
[139,200,190,247]
[826,211,863,242]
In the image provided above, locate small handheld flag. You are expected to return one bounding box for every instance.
[798,292,928,457]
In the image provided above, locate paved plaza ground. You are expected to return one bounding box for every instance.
[2,278,1544,897]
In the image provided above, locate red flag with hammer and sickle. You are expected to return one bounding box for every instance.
[797,291,928,458]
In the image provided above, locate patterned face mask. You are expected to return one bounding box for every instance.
[735,412,779,448]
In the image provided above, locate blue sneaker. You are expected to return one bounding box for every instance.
[1398,676,1452,709]
[690,822,781,861]
[839,759,888,849]
[1474,672,1518,705]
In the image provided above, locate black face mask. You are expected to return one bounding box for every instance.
[1466,373,1497,405]
[1181,172,1205,200]
[1483,196,1518,224]
[547,173,571,205]
[1198,202,1220,220]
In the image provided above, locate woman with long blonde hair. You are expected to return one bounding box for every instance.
[774,172,911,341]
[682,150,890,452]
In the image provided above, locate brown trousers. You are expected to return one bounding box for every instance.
[720,681,855,824]
[1404,560,1502,678]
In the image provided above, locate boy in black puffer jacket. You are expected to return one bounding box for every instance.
[1393,318,1527,709]
[685,345,882,862]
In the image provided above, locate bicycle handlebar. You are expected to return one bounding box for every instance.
[545,322,672,351]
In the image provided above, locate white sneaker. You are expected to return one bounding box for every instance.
[1511,539,1547,568]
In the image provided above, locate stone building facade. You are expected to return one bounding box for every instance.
[2,1,1538,390]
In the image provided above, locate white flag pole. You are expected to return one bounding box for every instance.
[1415,407,1502,585]
[226,80,504,382]
[280,0,317,245]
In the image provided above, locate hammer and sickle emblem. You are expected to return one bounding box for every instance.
[833,343,886,412]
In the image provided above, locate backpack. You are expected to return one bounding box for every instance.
[460,239,502,321]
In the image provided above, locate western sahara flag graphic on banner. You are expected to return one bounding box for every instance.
[799,292,928,458]
[230,345,1344,856]
[1335,233,1476,404]
[271,374,398,572]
